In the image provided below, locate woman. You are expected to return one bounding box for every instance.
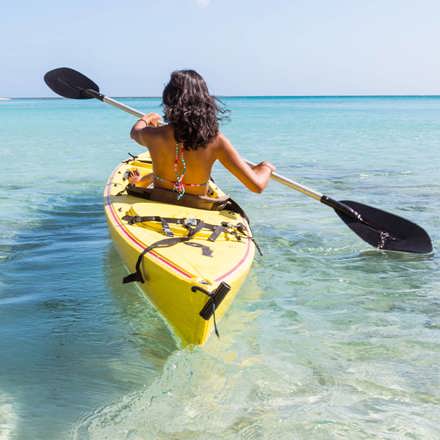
[129,70,275,199]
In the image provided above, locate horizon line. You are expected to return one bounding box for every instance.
[5,94,440,100]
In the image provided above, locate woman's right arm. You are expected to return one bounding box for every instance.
[216,134,275,193]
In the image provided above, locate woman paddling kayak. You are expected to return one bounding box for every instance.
[128,70,275,198]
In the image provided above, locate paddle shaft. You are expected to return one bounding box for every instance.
[244,159,322,201]
[84,88,144,118]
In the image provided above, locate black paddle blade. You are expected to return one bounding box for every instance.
[334,200,433,254]
[44,67,99,99]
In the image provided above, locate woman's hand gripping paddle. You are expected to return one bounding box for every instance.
[44,67,433,254]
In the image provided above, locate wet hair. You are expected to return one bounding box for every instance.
[162,70,228,150]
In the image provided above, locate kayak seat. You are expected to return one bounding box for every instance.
[126,184,230,211]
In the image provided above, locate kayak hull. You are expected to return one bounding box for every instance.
[104,153,255,346]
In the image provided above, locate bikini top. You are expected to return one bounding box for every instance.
[153,143,208,199]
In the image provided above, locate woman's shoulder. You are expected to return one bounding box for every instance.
[210,131,229,148]
[145,123,175,148]
[213,132,234,151]
[201,132,226,155]
[207,132,237,161]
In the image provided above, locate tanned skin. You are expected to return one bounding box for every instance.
[130,112,275,195]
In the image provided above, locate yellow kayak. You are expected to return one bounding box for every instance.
[104,152,256,346]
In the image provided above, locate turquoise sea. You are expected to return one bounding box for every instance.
[1,96,439,439]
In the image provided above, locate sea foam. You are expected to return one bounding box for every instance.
[0,393,17,440]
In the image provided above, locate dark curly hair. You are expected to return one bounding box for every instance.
[162,70,228,150]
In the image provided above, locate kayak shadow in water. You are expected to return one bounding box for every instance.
[103,245,178,363]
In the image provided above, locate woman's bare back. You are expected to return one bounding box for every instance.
[130,113,275,195]
[147,124,218,196]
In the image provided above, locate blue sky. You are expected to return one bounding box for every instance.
[1,0,440,97]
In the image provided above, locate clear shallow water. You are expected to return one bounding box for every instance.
[1,97,439,439]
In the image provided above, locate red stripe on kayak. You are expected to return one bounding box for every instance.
[104,170,193,279]
[215,238,251,282]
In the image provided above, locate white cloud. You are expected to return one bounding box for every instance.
[194,0,211,8]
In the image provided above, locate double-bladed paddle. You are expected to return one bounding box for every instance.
[44,67,433,254]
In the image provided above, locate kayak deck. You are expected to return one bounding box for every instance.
[104,152,255,346]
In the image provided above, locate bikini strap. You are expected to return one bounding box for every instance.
[173,143,187,199]
[154,175,208,188]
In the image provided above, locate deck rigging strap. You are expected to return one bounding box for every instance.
[121,214,260,251]
[122,218,205,284]
[121,214,261,285]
